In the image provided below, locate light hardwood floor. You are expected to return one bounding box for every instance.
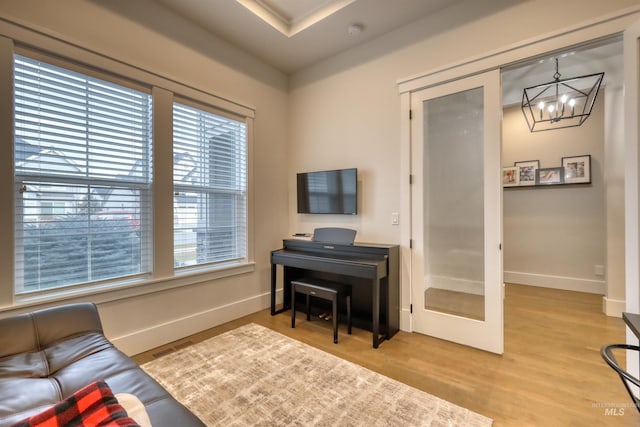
[134,284,638,426]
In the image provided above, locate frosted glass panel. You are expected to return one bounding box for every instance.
[423,87,485,321]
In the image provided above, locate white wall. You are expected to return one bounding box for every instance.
[0,0,289,355]
[502,97,606,294]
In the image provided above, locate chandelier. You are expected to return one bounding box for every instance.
[521,58,604,132]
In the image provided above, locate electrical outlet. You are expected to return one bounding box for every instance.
[391,212,399,225]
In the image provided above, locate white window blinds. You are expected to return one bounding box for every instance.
[14,54,153,293]
[173,101,247,267]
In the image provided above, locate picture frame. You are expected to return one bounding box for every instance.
[502,166,519,187]
[514,160,539,186]
[536,167,564,185]
[562,154,591,184]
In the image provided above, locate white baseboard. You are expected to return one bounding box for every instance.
[504,271,605,294]
[602,296,625,317]
[111,292,271,356]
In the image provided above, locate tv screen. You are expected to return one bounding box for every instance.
[297,168,357,215]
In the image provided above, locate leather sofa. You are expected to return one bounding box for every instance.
[0,302,204,426]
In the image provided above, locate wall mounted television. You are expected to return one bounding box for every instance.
[297,168,357,215]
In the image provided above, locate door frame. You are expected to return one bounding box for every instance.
[398,8,640,336]
[624,17,640,380]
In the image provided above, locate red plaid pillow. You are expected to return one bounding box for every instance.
[11,380,140,427]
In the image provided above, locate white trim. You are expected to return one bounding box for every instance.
[625,20,640,315]
[0,36,14,307]
[398,6,640,94]
[2,262,255,313]
[400,307,412,332]
[624,16,640,387]
[504,271,606,294]
[602,296,625,318]
[399,91,412,332]
[110,289,268,356]
[246,116,255,267]
[152,87,175,279]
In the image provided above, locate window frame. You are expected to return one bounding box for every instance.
[172,98,248,270]
[0,31,255,308]
[13,52,155,294]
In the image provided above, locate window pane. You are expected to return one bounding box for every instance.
[173,102,247,267]
[14,55,153,293]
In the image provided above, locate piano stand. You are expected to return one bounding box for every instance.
[271,239,399,349]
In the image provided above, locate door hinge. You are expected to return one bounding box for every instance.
[409,239,413,249]
[410,304,413,314]
[499,243,502,250]
[409,109,413,120]
[409,174,413,185]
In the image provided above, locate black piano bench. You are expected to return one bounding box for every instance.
[291,279,352,344]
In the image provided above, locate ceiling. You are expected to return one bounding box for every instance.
[154,0,466,74]
[501,37,623,106]
[150,0,622,99]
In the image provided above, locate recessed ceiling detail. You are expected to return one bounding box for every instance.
[154,0,472,74]
[235,0,356,37]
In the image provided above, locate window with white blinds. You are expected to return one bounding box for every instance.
[173,101,247,268]
[14,54,153,293]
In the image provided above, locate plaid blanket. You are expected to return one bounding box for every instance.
[11,380,140,427]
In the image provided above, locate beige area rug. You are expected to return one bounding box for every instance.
[142,323,492,426]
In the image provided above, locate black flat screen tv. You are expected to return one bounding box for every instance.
[297,168,357,215]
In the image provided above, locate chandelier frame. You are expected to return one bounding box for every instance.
[521,58,604,132]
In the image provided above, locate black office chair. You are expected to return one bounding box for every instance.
[601,343,640,413]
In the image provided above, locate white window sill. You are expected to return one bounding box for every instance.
[1,261,255,314]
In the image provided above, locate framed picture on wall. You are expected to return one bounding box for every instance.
[536,167,564,185]
[502,166,519,187]
[514,160,539,186]
[562,154,591,184]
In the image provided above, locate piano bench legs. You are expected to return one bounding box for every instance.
[291,280,352,344]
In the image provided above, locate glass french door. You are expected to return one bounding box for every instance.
[410,69,503,354]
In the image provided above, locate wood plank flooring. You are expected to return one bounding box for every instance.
[133,284,639,426]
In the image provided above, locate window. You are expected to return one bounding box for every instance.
[173,101,247,268]
[14,54,153,293]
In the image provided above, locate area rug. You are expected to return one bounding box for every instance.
[141,323,492,426]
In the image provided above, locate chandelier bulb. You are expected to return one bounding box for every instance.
[560,94,568,104]
[537,101,545,119]
[569,98,576,117]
